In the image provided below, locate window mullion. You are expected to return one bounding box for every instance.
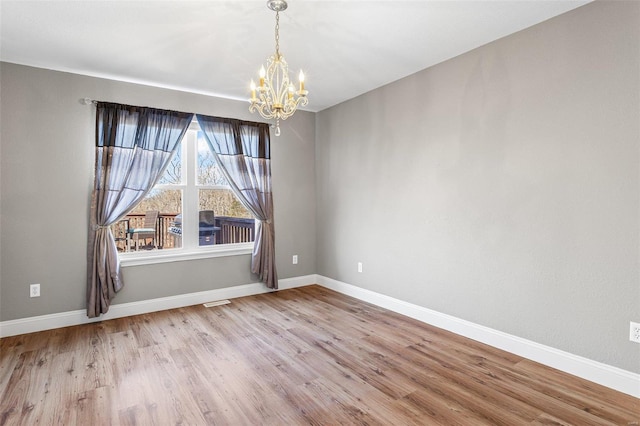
[182,130,198,250]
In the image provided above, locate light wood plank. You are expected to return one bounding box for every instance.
[1,285,638,425]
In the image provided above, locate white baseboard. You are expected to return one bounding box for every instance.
[0,275,315,339]
[315,275,640,399]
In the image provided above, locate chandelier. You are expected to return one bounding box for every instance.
[249,0,308,136]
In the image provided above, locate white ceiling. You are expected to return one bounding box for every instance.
[1,0,591,112]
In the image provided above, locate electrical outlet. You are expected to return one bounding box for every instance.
[630,322,640,343]
[30,283,40,298]
[358,262,363,273]
[292,255,298,265]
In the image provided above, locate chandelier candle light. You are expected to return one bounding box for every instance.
[249,0,308,136]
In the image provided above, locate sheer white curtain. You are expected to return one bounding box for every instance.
[87,102,193,318]
[196,115,278,288]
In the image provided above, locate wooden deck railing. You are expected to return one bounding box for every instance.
[112,213,255,251]
[215,217,255,245]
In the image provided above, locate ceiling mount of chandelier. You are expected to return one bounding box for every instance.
[249,0,308,136]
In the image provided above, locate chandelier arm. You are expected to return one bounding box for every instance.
[280,95,308,119]
[276,77,289,109]
[252,102,277,120]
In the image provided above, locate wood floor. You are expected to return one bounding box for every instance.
[0,285,638,425]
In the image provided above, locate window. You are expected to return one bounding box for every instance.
[112,122,255,263]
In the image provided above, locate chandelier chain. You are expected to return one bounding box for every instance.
[275,11,280,58]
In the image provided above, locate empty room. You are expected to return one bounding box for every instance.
[0,0,638,424]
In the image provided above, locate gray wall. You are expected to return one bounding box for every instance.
[316,1,640,373]
[0,63,316,321]
[1,0,638,375]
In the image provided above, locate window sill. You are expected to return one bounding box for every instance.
[119,243,253,267]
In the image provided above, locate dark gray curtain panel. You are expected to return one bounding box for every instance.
[87,102,193,318]
[195,115,277,289]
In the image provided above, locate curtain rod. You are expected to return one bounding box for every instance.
[80,98,271,129]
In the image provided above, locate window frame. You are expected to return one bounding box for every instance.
[119,121,254,267]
